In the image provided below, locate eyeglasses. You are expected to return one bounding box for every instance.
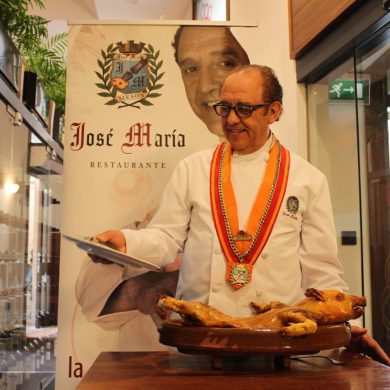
[213,102,271,118]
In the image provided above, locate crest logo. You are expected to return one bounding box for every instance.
[96,40,164,108]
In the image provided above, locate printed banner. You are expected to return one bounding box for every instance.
[56,23,254,389]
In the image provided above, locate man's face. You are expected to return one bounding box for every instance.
[220,69,281,154]
[177,27,249,137]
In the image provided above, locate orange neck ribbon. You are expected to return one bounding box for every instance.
[210,139,290,290]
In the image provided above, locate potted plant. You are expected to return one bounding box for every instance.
[24,31,67,144]
[0,0,67,144]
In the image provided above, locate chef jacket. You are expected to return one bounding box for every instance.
[77,139,349,333]
[125,140,349,315]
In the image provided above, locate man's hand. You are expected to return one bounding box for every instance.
[348,326,390,366]
[90,230,127,264]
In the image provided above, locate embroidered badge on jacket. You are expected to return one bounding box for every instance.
[286,196,299,214]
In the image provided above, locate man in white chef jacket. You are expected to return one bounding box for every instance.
[78,65,390,365]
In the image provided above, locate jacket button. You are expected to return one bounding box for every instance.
[214,248,221,255]
[261,253,268,259]
[212,285,220,293]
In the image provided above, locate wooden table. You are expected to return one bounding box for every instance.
[76,349,390,390]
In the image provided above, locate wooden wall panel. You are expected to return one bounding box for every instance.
[289,0,359,59]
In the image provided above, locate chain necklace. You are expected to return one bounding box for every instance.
[217,138,281,261]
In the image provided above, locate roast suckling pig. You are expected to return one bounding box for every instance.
[156,288,366,336]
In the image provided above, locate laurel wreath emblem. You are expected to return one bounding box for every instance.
[95,43,164,109]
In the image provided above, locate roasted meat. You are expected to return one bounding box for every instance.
[156,288,366,337]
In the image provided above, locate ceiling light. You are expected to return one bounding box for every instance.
[4,181,19,194]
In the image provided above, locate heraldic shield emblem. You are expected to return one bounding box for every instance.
[96,40,164,108]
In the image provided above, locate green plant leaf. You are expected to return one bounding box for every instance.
[95,71,105,81]
[97,59,104,70]
[148,93,162,98]
[105,99,118,105]
[156,60,163,70]
[98,92,112,97]
[6,6,68,108]
[45,32,67,56]
[95,83,106,89]
[155,72,165,82]
[153,84,164,90]
[140,99,153,106]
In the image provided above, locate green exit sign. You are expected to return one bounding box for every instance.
[328,80,367,100]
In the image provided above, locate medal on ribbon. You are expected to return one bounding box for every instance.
[228,263,252,286]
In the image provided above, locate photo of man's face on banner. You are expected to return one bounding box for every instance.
[57,23,251,389]
[172,26,249,136]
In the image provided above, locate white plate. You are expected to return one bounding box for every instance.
[63,234,161,271]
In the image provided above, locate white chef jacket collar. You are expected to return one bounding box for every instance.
[231,131,273,162]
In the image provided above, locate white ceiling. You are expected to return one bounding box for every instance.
[29,0,193,20]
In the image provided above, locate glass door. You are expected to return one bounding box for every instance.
[308,24,390,355]
[307,57,364,300]
[356,26,390,355]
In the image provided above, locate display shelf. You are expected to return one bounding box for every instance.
[0,51,62,390]
[0,77,63,161]
[0,333,56,390]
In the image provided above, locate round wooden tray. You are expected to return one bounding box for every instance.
[158,321,351,356]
